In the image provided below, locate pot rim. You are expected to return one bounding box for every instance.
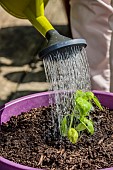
[0,90,113,112]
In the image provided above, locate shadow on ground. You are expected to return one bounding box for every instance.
[0,26,44,66]
[4,70,46,83]
[0,24,71,105]
[0,25,71,66]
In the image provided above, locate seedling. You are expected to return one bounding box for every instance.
[60,90,103,144]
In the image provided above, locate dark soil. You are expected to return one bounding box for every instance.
[0,105,113,170]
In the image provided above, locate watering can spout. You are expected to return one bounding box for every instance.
[0,0,87,60]
[0,0,54,37]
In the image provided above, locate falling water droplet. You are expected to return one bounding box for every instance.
[43,46,91,136]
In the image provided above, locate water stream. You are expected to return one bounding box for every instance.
[43,46,91,136]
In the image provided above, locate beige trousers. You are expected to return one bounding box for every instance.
[70,0,113,92]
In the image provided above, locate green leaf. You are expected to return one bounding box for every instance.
[67,128,78,144]
[76,123,86,131]
[75,90,84,99]
[93,96,103,110]
[85,91,94,100]
[74,90,88,101]
[76,97,92,116]
[80,117,94,135]
[60,116,68,136]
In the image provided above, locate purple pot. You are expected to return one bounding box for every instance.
[0,91,113,170]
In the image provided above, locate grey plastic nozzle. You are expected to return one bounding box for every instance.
[39,30,87,59]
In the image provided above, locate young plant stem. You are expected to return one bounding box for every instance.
[69,112,74,129]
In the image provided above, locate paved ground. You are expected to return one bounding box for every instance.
[0,0,71,106]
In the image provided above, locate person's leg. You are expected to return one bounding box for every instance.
[109,1,113,92]
[70,0,113,91]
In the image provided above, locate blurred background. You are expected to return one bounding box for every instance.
[0,0,71,106]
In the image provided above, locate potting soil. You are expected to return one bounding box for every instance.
[0,106,113,170]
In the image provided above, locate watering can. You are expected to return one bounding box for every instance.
[0,0,54,37]
[0,0,87,58]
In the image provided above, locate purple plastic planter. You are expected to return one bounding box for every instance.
[0,91,113,170]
